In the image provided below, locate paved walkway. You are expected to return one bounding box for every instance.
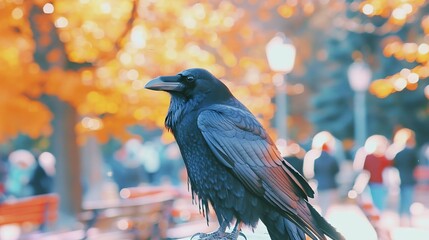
[178,203,374,240]
[179,202,429,240]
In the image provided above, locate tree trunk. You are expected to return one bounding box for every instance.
[43,96,82,227]
[29,3,84,227]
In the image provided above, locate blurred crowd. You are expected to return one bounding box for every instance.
[107,137,185,190]
[0,137,186,203]
[0,150,56,201]
[284,128,429,232]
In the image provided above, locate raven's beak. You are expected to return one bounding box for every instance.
[145,75,184,92]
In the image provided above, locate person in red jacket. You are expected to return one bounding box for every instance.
[363,135,392,212]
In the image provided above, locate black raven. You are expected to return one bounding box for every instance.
[145,68,344,240]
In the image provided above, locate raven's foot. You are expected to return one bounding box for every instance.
[190,221,247,240]
[223,230,247,240]
[190,231,222,240]
[191,219,229,240]
[190,231,246,240]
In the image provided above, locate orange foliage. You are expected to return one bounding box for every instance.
[0,0,283,144]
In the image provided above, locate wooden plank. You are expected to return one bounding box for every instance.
[0,194,59,226]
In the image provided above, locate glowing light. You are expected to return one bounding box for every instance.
[369,80,390,98]
[126,69,139,80]
[266,33,296,73]
[43,3,54,14]
[400,68,411,77]
[392,8,407,20]
[182,15,197,29]
[192,3,206,20]
[96,67,110,79]
[393,77,407,91]
[277,4,294,18]
[11,7,23,19]
[400,3,413,15]
[348,61,372,91]
[418,43,429,55]
[272,73,284,87]
[116,219,131,230]
[407,73,419,84]
[81,117,103,130]
[362,4,374,15]
[119,188,131,199]
[55,17,69,28]
[119,52,132,65]
[130,26,146,48]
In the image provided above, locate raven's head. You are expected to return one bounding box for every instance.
[145,68,231,100]
[145,68,233,129]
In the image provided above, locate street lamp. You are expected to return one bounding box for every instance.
[348,60,372,148]
[266,32,296,147]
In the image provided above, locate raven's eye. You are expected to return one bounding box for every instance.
[186,76,195,83]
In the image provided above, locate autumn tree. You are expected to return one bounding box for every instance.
[0,0,284,146]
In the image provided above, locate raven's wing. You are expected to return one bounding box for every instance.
[197,104,321,237]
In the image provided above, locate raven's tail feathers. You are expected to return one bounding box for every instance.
[260,211,305,240]
[261,203,345,240]
[307,203,345,240]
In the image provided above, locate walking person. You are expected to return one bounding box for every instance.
[392,128,419,226]
[304,132,340,216]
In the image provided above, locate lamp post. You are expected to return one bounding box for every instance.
[266,33,296,146]
[347,60,371,148]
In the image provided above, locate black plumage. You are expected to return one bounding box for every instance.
[145,68,344,240]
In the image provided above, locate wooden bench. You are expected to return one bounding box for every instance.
[0,194,59,231]
[80,186,179,239]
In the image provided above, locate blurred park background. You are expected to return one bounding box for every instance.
[1,0,429,239]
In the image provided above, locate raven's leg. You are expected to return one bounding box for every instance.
[222,221,247,240]
[190,219,228,240]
